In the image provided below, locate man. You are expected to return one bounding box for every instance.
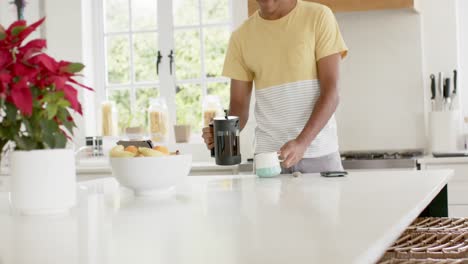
[202,0,348,173]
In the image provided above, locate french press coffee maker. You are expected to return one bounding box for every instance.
[210,111,241,166]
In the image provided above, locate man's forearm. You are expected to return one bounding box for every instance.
[296,86,339,146]
[227,80,253,131]
[229,103,249,131]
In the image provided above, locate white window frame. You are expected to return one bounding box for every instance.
[92,0,241,144]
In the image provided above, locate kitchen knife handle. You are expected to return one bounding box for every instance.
[430,74,436,100]
[444,78,451,98]
[454,70,458,94]
[438,72,444,96]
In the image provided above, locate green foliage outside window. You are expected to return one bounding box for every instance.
[105,0,231,134]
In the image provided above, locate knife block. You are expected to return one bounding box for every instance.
[430,111,462,153]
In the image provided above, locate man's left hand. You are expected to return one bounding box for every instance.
[279,139,308,169]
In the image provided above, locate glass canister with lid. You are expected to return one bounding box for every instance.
[148,97,169,143]
[101,100,119,136]
[202,95,224,128]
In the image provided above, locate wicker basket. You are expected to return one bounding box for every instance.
[379,259,468,264]
[379,218,468,263]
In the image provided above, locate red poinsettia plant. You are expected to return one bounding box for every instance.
[0,18,92,153]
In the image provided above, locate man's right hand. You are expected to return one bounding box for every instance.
[202,126,214,150]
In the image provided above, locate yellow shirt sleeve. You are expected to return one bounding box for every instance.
[315,6,348,61]
[222,31,254,82]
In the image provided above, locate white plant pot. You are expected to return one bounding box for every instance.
[10,149,76,215]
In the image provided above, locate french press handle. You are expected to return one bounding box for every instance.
[209,123,215,158]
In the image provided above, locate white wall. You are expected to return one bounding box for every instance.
[336,0,463,152]
[421,0,461,150]
[335,10,426,151]
[44,0,97,147]
[458,0,468,117]
[0,0,95,148]
[0,1,42,32]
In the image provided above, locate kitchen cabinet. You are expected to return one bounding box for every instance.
[418,157,468,217]
[248,0,419,15]
[448,205,468,218]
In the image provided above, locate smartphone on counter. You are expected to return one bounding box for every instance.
[320,171,348,178]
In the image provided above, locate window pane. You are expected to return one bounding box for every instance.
[174,30,201,80]
[202,0,230,24]
[131,0,157,31]
[108,89,131,133]
[173,0,200,27]
[204,27,230,78]
[105,0,129,32]
[107,35,131,84]
[135,87,159,129]
[176,84,202,132]
[207,82,229,110]
[133,33,158,82]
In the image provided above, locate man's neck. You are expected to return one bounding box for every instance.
[259,0,298,20]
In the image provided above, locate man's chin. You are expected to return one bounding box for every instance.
[257,1,275,8]
[257,1,277,11]
[258,6,277,15]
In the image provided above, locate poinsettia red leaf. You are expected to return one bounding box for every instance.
[50,76,67,90]
[0,71,11,93]
[29,53,58,73]
[0,71,11,94]
[77,103,82,115]
[17,17,46,42]
[58,61,70,68]
[63,84,82,114]
[12,63,37,79]
[68,78,94,91]
[20,39,47,55]
[6,20,26,33]
[0,50,11,69]
[0,71,12,82]
[11,78,33,115]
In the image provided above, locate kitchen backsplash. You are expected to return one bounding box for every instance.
[335,10,426,151]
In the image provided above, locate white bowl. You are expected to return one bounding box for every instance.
[110,154,192,197]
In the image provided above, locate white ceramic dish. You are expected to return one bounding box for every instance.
[110,154,192,197]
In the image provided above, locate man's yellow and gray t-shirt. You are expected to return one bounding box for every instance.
[222,0,348,158]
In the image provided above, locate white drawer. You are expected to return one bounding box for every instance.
[448,182,468,205]
[449,205,468,217]
[425,164,468,182]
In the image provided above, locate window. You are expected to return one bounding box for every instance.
[98,0,233,138]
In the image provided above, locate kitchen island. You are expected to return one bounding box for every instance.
[0,170,452,264]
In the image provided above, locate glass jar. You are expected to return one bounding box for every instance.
[148,97,169,143]
[202,95,223,127]
[101,101,119,136]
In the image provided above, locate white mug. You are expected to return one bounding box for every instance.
[255,152,282,178]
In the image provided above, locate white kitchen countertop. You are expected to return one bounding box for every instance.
[0,169,452,264]
[0,158,239,176]
[417,155,468,165]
